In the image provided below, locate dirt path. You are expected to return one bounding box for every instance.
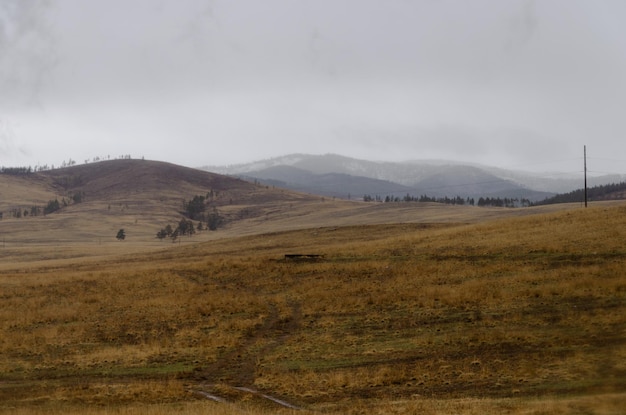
[191,301,303,407]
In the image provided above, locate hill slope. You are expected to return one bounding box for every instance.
[40,158,280,203]
[534,180,626,205]
[203,153,557,200]
[1,203,625,413]
[239,165,415,199]
[0,159,323,248]
[1,158,619,267]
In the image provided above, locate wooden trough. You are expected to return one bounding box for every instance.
[284,254,325,262]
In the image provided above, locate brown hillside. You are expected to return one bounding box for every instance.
[40,158,270,201]
[1,203,625,413]
[0,159,323,258]
[2,158,621,268]
[0,172,58,209]
[3,158,320,214]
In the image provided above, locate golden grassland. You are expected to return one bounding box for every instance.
[0,198,594,271]
[0,158,598,267]
[1,203,625,414]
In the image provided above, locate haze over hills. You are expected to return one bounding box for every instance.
[1,158,604,256]
[0,159,331,248]
[203,153,622,201]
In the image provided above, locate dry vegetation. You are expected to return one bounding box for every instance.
[0,159,592,261]
[1,198,625,414]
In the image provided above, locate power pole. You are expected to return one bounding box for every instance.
[583,146,587,207]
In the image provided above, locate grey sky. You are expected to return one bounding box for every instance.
[1,0,625,174]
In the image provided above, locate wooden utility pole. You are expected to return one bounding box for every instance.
[583,146,587,207]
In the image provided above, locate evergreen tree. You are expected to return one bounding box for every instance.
[207,208,222,231]
[184,195,206,220]
[164,224,173,236]
[44,199,61,215]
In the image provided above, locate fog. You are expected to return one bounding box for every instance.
[1,0,625,174]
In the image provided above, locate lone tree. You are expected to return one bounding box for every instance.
[116,229,126,241]
[207,208,223,231]
[184,195,206,220]
[156,228,168,240]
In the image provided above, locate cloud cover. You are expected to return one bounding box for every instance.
[1,0,625,173]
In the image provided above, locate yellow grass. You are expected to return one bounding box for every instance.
[3,393,625,415]
[1,202,625,413]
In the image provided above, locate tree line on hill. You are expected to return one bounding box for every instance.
[1,161,78,174]
[156,193,224,242]
[532,181,626,205]
[1,188,225,243]
[0,166,34,175]
[363,193,531,207]
[0,191,84,220]
[361,180,626,207]
[0,155,137,175]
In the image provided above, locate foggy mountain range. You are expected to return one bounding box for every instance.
[202,154,626,201]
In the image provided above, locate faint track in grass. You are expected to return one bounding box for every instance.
[194,384,307,410]
[191,300,304,408]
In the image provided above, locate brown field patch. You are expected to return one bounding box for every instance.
[1,202,625,413]
[1,162,625,412]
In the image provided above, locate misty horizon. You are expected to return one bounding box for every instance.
[7,150,620,183]
[1,1,626,176]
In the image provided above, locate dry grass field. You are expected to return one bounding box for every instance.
[1,161,625,413]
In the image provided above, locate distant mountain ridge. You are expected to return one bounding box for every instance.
[239,165,414,199]
[202,153,626,202]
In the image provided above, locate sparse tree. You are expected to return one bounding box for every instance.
[207,208,223,231]
[44,199,61,215]
[171,228,179,243]
[177,218,195,236]
[116,229,126,241]
[164,224,174,236]
[184,195,206,220]
[72,191,84,204]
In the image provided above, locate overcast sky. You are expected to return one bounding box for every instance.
[1,0,625,173]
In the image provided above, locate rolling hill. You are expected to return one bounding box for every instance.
[203,153,560,201]
[238,165,415,199]
[0,159,327,254]
[0,157,601,268]
[1,158,626,413]
[1,196,625,413]
[204,153,626,201]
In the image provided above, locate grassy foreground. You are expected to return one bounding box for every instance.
[1,204,625,414]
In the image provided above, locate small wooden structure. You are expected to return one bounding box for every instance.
[284,254,325,261]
